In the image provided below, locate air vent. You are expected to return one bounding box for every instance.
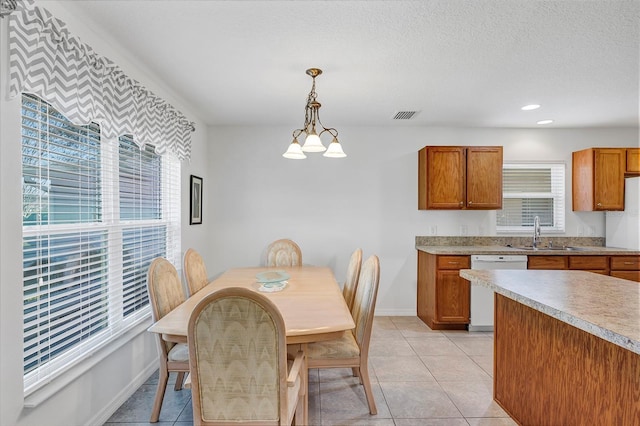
[392,111,419,120]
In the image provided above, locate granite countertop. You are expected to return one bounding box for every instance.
[459,269,640,355]
[415,244,640,255]
[414,236,640,255]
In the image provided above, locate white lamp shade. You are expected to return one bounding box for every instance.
[301,133,326,152]
[323,139,346,158]
[283,140,307,159]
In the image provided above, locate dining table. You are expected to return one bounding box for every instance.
[147,265,356,424]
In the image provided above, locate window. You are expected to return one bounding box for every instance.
[21,94,181,394]
[497,162,565,233]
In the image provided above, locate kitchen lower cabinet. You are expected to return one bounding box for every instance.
[610,256,640,282]
[417,252,470,330]
[529,254,637,280]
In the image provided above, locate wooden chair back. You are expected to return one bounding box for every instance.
[184,248,209,296]
[342,248,362,311]
[187,287,302,425]
[266,239,302,267]
[351,255,380,357]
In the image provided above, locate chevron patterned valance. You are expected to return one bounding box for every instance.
[8,0,194,161]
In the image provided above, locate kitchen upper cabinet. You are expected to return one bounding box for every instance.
[626,148,640,176]
[418,146,503,210]
[572,148,626,211]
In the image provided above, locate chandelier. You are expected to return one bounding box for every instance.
[283,68,346,159]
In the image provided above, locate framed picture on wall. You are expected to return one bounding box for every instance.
[190,175,203,225]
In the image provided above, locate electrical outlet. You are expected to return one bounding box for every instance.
[577,225,585,236]
[459,225,468,236]
[589,226,596,236]
[429,225,437,236]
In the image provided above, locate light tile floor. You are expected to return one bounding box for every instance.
[104,316,516,425]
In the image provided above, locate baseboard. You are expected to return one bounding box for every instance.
[468,325,494,332]
[87,358,159,426]
[374,309,417,317]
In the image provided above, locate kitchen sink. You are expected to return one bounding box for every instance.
[506,245,594,252]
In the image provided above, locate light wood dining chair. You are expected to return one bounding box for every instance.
[307,255,380,415]
[184,248,209,296]
[187,287,306,425]
[342,248,363,311]
[147,257,190,423]
[266,238,302,267]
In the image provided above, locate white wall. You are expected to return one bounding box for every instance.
[205,125,638,316]
[1,2,638,425]
[0,2,209,425]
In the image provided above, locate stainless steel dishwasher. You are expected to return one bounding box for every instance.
[469,255,528,331]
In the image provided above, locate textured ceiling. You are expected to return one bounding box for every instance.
[58,0,639,129]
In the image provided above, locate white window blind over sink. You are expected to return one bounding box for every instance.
[497,162,565,233]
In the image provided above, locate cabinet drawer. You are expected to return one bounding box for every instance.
[437,255,470,270]
[528,256,568,270]
[569,256,608,270]
[610,270,640,282]
[610,256,640,270]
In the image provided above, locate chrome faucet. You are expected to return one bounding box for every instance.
[532,215,541,248]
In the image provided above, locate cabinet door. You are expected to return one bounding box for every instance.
[436,270,470,323]
[466,147,503,209]
[573,148,625,211]
[424,147,466,209]
[626,148,640,176]
[593,148,625,210]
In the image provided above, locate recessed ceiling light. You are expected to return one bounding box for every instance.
[537,119,554,125]
[521,104,541,111]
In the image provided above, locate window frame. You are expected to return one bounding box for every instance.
[496,162,566,234]
[21,93,181,396]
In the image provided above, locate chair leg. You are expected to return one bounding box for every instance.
[358,364,377,415]
[150,366,169,423]
[174,371,185,391]
[293,393,305,426]
[352,367,359,378]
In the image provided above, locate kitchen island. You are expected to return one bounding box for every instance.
[459,269,640,425]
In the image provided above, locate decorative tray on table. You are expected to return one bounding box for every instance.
[256,270,289,292]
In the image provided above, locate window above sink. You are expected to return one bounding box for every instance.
[497,162,566,234]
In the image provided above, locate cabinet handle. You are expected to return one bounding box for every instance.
[468,201,473,205]
[459,201,464,206]
[597,202,602,206]
[624,262,635,265]
[448,262,459,265]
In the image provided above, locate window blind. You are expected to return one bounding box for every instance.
[497,163,565,233]
[21,93,181,394]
